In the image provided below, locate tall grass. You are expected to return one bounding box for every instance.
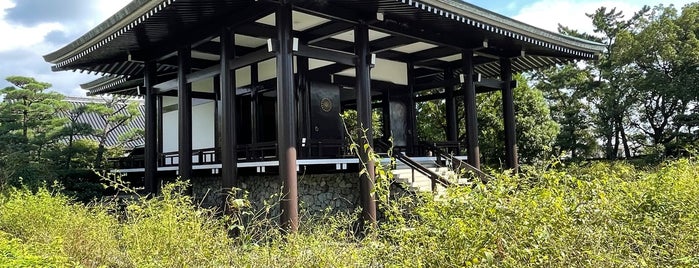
[0,158,697,267]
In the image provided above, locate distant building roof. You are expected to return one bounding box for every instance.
[60,96,145,149]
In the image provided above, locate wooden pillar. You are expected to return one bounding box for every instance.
[444,68,458,144]
[406,62,418,155]
[355,22,377,225]
[501,57,518,170]
[297,56,310,158]
[157,95,163,166]
[214,75,221,156]
[276,2,299,232]
[178,46,193,180]
[144,60,158,194]
[250,64,260,145]
[220,27,238,189]
[381,89,391,142]
[462,50,480,169]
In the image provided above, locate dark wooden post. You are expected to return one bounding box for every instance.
[297,56,310,158]
[355,22,377,225]
[178,46,193,180]
[157,95,163,163]
[462,50,480,169]
[444,68,458,144]
[251,64,260,146]
[276,1,299,232]
[501,57,518,170]
[381,89,391,141]
[220,27,238,189]
[214,75,221,162]
[406,62,418,155]
[144,60,158,194]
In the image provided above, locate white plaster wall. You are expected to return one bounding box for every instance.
[236,66,251,87]
[372,58,408,85]
[162,96,178,153]
[162,110,178,153]
[162,98,216,153]
[192,78,214,93]
[192,100,215,150]
[257,57,298,82]
[258,58,277,82]
[335,58,408,85]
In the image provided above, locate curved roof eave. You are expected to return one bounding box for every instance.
[45,0,606,72]
[417,0,605,55]
[43,0,170,65]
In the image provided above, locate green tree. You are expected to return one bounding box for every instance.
[84,96,143,168]
[586,6,649,159]
[416,90,446,142]
[476,74,560,166]
[415,75,558,167]
[535,64,598,159]
[617,4,699,156]
[0,76,68,186]
[54,104,94,169]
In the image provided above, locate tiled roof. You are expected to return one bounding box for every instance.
[60,96,145,149]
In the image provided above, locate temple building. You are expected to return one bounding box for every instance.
[45,0,605,230]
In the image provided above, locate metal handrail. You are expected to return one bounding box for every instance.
[375,140,452,192]
[421,141,492,183]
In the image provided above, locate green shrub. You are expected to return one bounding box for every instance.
[372,159,699,267]
[0,186,126,267]
[119,180,235,267]
[0,159,697,267]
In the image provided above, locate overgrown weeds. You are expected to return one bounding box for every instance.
[0,158,697,267]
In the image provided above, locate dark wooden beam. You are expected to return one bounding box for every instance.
[370,18,484,51]
[193,41,255,57]
[155,47,273,91]
[330,74,405,91]
[307,38,355,53]
[302,21,354,44]
[307,63,352,82]
[129,2,275,62]
[416,54,497,71]
[424,77,514,92]
[371,35,414,53]
[158,91,217,99]
[159,56,218,71]
[293,1,372,25]
[296,44,355,66]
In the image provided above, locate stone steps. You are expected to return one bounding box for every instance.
[392,160,458,194]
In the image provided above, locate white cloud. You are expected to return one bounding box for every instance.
[513,0,695,35]
[0,0,131,96]
[0,0,63,52]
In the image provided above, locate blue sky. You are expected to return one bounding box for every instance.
[0,0,694,96]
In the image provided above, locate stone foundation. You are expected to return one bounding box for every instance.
[191,173,361,216]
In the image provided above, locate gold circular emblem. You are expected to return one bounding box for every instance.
[320,98,333,112]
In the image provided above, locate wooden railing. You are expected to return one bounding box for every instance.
[110,139,353,169]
